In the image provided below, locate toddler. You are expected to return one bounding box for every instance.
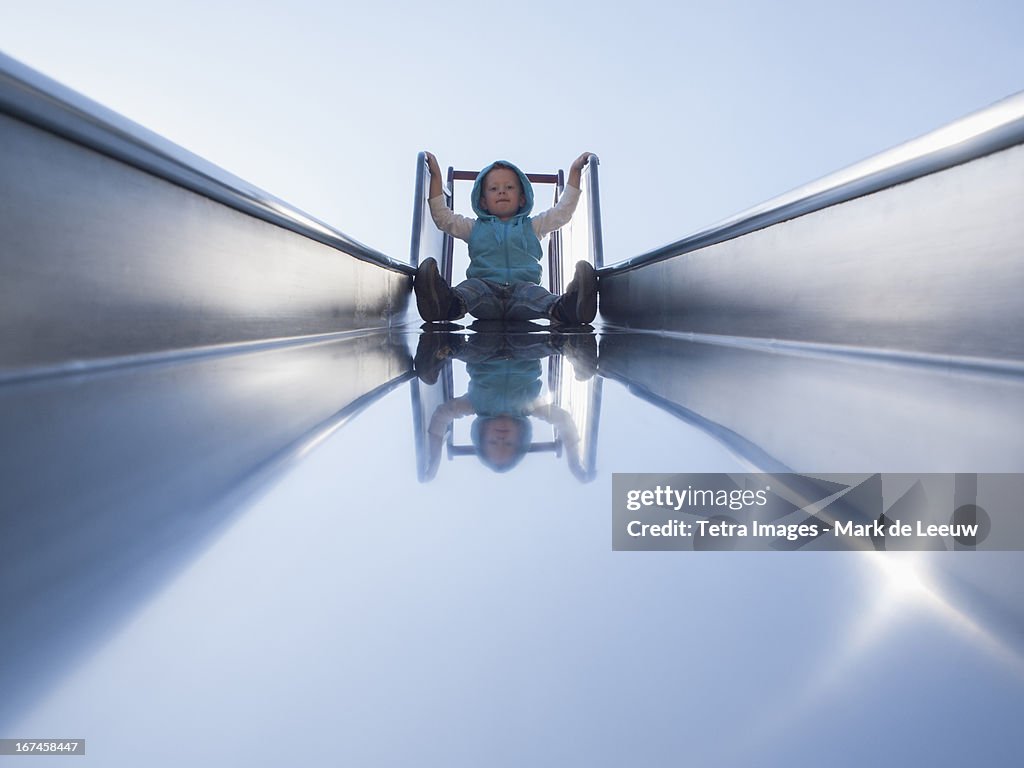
[415,152,597,325]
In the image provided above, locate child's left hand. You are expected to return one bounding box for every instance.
[570,152,592,173]
[567,152,594,189]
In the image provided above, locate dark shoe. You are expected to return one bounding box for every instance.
[415,258,456,322]
[551,261,597,325]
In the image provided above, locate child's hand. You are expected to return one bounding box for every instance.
[424,151,442,178]
[567,152,593,190]
[424,151,443,198]
[570,152,592,173]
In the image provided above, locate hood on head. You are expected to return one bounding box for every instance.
[471,160,535,219]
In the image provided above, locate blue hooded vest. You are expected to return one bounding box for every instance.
[468,161,544,285]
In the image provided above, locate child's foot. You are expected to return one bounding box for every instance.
[551,261,598,324]
[415,258,456,322]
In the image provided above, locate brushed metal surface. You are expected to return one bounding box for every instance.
[0,114,411,378]
[599,143,1024,364]
[409,151,447,270]
[0,51,408,274]
[605,91,1024,274]
[598,332,1024,473]
[0,331,412,724]
[2,328,1022,763]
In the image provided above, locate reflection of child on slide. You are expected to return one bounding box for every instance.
[418,334,595,481]
[425,396,585,480]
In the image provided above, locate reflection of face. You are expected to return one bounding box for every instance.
[480,416,523,468]
[480,167,525,220]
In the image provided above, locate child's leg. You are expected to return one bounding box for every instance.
[452,278,504,320]
[451,274,594,323]
[504,282,559,321]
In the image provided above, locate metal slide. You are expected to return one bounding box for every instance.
[1,51,420,728]
[598,92,1024,366]
[3,49,1024,766]
[592,90,1024,474]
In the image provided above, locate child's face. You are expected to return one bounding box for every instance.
[480,167,526,220]
[480,416,523,468]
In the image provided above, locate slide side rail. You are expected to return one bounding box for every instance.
[602,93,1024,276]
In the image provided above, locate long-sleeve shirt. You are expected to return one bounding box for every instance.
[428,185,582,242]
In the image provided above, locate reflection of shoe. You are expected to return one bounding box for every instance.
[414,331,463,385]
[555,331,598,380]
[419,320,464,331]
[551,261,597,325]
[415,258,460,322]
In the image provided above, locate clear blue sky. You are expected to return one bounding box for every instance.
[2,0,1022,263]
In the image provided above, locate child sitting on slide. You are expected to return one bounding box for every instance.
[415,152,597,325]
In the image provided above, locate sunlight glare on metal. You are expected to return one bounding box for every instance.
[863,551,1024,678]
